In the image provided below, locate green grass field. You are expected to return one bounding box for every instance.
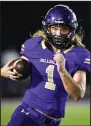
[1,99,90,126]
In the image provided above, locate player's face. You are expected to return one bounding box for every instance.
[48,26,70,37]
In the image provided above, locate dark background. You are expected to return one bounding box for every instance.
[1,1,91,97]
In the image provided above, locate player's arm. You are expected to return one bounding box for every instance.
[59,69,86,101]
[54,52,89,101]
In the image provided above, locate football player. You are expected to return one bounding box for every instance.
[2,5,90,126]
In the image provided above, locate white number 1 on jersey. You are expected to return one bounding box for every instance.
[45,65,56,90]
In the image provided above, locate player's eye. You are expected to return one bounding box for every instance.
[61,28,70,35]
[51,26,56,30]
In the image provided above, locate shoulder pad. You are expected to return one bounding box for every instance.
[75,46,90,58]
[20,36,43,58]
[22,36,43,51]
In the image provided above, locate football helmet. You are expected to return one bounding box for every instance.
[42,5,78,50]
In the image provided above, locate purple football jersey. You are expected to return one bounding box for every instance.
[20,37,90,118]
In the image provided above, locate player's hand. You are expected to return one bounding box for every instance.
[1,60,19,80]
[53,52,66,73]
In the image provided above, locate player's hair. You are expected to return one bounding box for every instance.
[32,30,46,39]
[32,30,85,47]
[74,34,85,47]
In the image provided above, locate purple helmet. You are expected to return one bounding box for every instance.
[42,5,78,50]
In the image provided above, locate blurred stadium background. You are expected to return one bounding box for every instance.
[1,1,90,126]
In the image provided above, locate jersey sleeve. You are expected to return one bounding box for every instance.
[20,37,42,60]
[80,53,90,72]
[20,39,31,59]
[76,47,90,72]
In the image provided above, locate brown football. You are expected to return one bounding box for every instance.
[9,58,31,80]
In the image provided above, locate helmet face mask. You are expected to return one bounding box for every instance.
[42,4,78,50]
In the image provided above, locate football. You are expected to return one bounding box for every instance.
[9,58,31,80]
